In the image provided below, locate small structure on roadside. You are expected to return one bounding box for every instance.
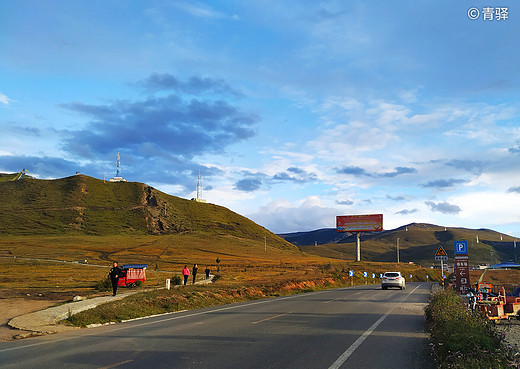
[117,264,147,287]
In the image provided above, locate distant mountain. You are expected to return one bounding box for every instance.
[278,228,356,246]
[279,223,518,266]
[0,174,295,251]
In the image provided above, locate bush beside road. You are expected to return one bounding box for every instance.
[425,287,518,368]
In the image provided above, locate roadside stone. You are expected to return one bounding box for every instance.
[495,321,520,357]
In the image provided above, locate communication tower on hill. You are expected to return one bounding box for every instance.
[109,152,127,182]
[191,171,206,203]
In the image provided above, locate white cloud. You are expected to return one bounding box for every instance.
[455,191,520,227]
[248,196,339,233]
[173,2,227,19]
[0,92,12,105]
[309,122,398,159]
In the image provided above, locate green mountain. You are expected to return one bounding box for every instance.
[290,223,518,266]
[0,174,294,251]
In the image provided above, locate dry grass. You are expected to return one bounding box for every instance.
[469,269,520,293]
[0,234,441,299]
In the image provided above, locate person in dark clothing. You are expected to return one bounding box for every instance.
[192,264,198,284]
[108,261,122,296]
[205,266,210,279]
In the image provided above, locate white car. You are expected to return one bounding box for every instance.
[382,272,406,290]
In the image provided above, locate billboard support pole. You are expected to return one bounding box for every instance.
[336,214,383,263]
[356,232,361,262]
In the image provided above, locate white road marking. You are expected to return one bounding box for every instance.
[328,285,422,369]
[252,311,292,324]
[97,359,134,369]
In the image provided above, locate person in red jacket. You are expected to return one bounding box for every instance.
[182,265,190,285]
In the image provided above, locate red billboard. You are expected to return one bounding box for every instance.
[336,214,383,232]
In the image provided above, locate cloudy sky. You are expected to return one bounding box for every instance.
[2,1,520,236]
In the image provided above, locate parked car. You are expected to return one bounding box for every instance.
[382,271,406,290]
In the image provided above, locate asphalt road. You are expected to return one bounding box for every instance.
[0,282,434,369]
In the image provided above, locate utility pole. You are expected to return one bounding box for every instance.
[515,239,517,263]
[397,237,400,263]
[356,233,361,262]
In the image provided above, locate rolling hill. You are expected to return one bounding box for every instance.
[1,173,517,267]
[279,223,519,266]
[0,174,294,251]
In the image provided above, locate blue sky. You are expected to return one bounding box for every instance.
[2,1,520,236]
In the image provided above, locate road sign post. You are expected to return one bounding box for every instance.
[454,241,468,255]
[455,255,470,294]
[454,241,470,294]
[434,246,448,278]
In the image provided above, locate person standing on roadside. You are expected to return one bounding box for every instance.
[108,261,122,296]
[192,264,198,284]
[182,265,190,285]
[205,266,210,279]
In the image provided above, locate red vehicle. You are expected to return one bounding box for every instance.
[117,264,147,287]
[476,284,520,321]
[474,262,520,320]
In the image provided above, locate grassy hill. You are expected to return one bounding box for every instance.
[293,223,518,266]
[0,174,448,301]
[0,172,23,182]
[0,174,293,251]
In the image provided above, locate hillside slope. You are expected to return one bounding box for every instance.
[288,223,518,266]
[0,174,294,251]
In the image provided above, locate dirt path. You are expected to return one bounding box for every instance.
[0,298,57,340]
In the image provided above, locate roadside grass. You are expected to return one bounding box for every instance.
[66,262,441,327]
[425,288,516,368]
[65,272,374,327]
[66,285,264,327]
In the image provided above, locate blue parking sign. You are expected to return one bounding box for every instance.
[454,241,468,255]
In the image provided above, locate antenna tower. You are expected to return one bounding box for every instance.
[116,152,121,177]
[197,171,203,200]
[191,170,206,203]
[109,152,127,182]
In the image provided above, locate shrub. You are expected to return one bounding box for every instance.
[171,275,182,285]
[94,278,112,292]
[425,288,513,368]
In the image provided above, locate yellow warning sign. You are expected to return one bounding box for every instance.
[436,246,447,257]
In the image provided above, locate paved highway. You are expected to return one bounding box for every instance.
[0,283,434,368]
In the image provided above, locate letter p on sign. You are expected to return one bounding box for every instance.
[454,241,468,255]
